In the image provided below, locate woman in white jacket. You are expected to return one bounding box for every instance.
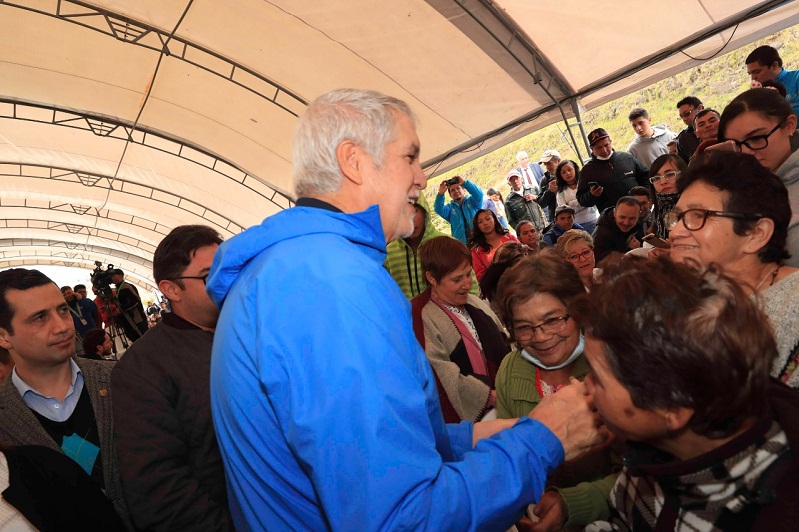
[554,160,599,235]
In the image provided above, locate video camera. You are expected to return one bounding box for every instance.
[91,261,116,300]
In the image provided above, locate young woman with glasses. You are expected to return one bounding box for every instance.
[668,152,799,388]
[647,153,687,240]
[718,88,799,267]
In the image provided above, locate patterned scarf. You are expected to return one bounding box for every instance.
[586,419,790,531]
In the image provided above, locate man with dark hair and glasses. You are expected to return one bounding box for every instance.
[111,225,233,531]
[675,96,704,162]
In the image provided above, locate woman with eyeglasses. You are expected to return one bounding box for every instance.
[412,236,509,423]
[647,153,687,240]
[493,249,614,490]
[718,88,799,267]
[554,160,599,235]
[668,151,799,388]
[556,229,596,290]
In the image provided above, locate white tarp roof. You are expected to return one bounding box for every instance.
[1,0,798,288]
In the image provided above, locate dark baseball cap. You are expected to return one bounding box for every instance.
[588,128,610,146]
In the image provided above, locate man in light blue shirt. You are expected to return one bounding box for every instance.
[0,268,131,527]
[747,45,799,115]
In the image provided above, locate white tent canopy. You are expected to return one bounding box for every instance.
[2,0,797,288]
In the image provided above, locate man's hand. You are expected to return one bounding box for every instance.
[528,378,607,461]
[438,181,448,195]
[524,193,538,202]
[589,185,604,197]
[548,180,558,193]
[530,491,567,532]
[627,235,641,249]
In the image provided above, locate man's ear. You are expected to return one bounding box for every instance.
[157,280,181,304]
[661,406,694,432]
[336,140,365,186]
[0,327,13,350]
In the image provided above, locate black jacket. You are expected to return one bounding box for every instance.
[538,172,557,221]
[505,188,546,231]
[676,126,701,164]
[111,312,233,531]
[576,151,649,214]
[592,207,645,263]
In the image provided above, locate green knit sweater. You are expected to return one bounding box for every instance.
[495,350,590,419]
[496,350,617,523]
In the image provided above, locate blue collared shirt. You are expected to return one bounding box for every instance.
[11,358,84,422]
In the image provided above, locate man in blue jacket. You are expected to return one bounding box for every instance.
[747,45,799,114]
[433,176,483,244]
[207,88,605,531]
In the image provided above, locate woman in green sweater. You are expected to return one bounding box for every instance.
[493,249,615,498]
[494,249,588,419]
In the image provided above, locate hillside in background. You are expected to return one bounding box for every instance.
[425,24,799,234]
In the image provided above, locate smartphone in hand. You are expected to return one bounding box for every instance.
[705,140,738,153]
[642,234,671,249]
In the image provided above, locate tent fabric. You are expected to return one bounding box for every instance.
[1,0,797,287]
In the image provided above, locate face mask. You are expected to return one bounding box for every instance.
[594,150,613,161]
[520,334,584,370]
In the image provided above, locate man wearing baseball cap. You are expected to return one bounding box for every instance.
[542,205,586,246]
[537,149,560,222]
[576,128,649,215]
[505,169,547,233]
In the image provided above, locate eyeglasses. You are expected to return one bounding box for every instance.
[649,170,681,184]
[166,273,209,286]
[726,121,784,151]
[565,248,594,262]
[679,108,696,119]
[513,315,570,340]
[663,209,764,231]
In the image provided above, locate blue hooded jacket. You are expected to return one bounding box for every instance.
[206,202,564,530]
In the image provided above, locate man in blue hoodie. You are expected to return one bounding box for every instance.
[207,88,605,530]
[433,175,483,244]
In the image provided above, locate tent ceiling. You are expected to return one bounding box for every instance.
[1,0,797,287]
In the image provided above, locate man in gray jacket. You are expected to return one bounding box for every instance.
[0,268,131,528]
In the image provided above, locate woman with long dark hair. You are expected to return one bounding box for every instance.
[469,208,518,282]
[554,160,598,235]
[647,153,687,240]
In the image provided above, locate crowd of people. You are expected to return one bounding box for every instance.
[0,44,797,531]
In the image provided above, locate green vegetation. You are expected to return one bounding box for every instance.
[425,25,799,234]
